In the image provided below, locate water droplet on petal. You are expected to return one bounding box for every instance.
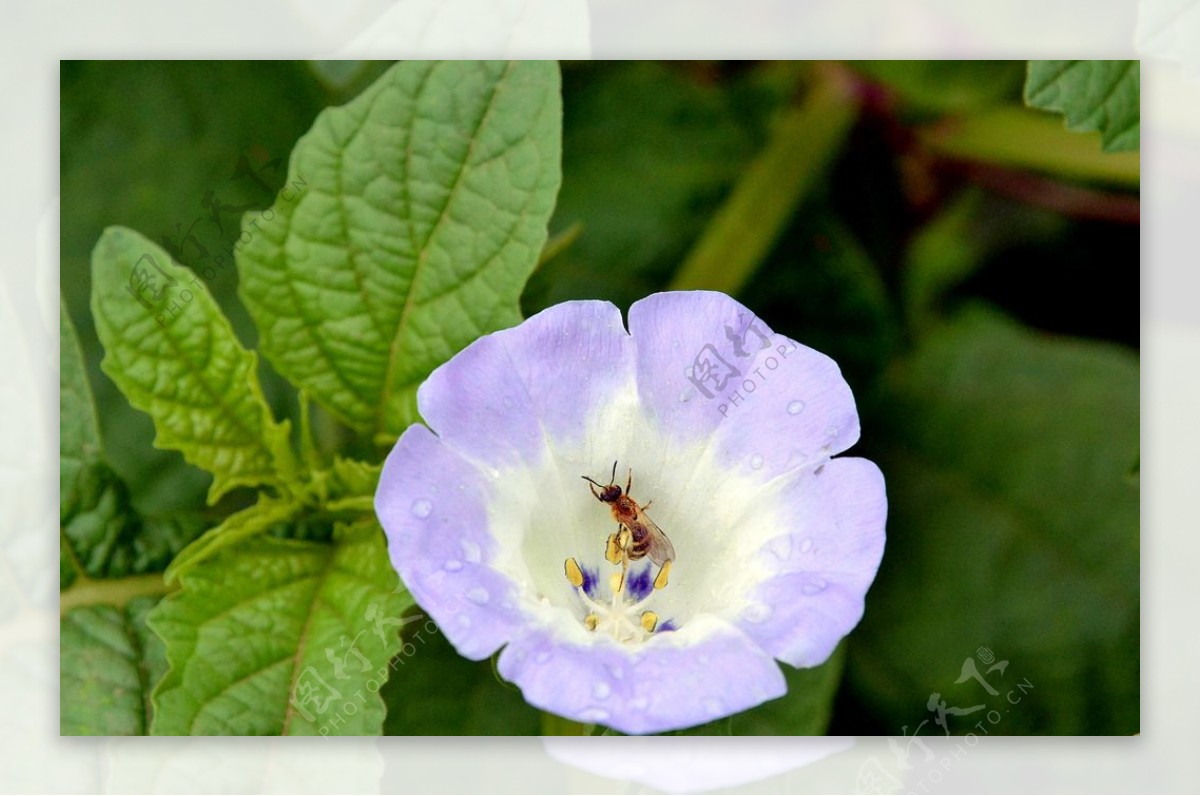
[410,499,432,518]
[535,650,552,664]
[802,578,827,596]
[607,663,625,680]
[678,388,693,403]
[502,396,514,410]
[764,536,792,561]
[741,603,772,623]
[826,425,839,438]
[443,559,463,572]
[702,697,724,716]
[580,708,610,723]
[592,681,611,700]
[461,539,482,563]
[750,454,764,470]
[457,614,471,628]
[787,400,805,415]
[799,538,814,554]
[466,587,490,605]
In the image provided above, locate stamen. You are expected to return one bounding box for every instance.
[640,611,658,632]
[653,560,672,590]
[609,570,625,595]
[584,613,599,631]
[564,557,584,588]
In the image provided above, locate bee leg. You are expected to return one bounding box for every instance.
[640,499,654,512]
[653,559,672,590]
[588,482,602,501]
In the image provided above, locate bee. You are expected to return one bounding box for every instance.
[582,461,675,591]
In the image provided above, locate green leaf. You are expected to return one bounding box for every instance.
[850,308,1139,734]
[149,522,412,735]
[163,498,299,584]
[60,299,103,521]
[61,597,164,735]
[1025,60,1139,152]
[734,645,846,735]
[237,60,563,438]
[90,227,295,503]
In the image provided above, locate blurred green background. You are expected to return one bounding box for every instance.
[61,60,1139,735]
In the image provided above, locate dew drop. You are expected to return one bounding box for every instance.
[443,559,463,572]
[466,586,490,605]
[535,650,552,664]
[461,539,482,563]
[750,454,764,470]
[502,396,514,410]
[787,400,805,415]
[410,499,433,518]
[685,367,695,378]
[826,425,839,438]
[799,538,814,554]
[702,697,725,716]
[457,614,471,628]
[607,663,625,680]
[592,681,612,700]
[678,388,693,403]
[580,708,610,723]
[802,578,827,596]
[741,603,773,623]
[764,536,792,561]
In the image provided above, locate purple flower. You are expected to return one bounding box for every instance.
[375,291,886,734]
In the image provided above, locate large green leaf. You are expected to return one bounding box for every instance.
[60,597,164,735]
[149,522,412,735]
[1025,60,1139,152]
[850,308,1139,734]
[91,227,295,503]
[61,307,205,735]
[236,60,563,437]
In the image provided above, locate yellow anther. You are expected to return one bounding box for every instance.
[564,557,584,588]
[640,611,659,633]
[605,533,623,565]
[653,560,672,590]
[584,613,599,631]
[609,570,625,595]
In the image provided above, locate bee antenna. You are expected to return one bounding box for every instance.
[581,475,604,487]
[609,460,618,484]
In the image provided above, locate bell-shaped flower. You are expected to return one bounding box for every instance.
[376,291,886,734]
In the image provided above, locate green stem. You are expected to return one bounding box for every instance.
[668,62,860,295]
[60,573,173,615]
[540,711,591,735]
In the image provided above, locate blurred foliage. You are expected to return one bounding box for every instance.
[61,60,1138,736]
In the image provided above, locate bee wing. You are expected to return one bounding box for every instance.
[635,511,676,566]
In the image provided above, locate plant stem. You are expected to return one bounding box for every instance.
[60,573,173,615]
[540,711,591,735]
[668,62,860,295]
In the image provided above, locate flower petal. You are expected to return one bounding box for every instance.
[375,424,526,660]
[497,617,787,735]
[737,457,887,667]
[417,300,635,467]
[627,291,860,482]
